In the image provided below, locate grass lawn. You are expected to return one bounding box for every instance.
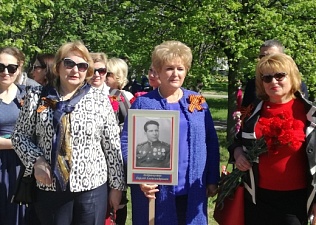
[125,96,228,225]
[206,98,228,122]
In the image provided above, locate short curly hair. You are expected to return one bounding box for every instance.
[151,40,192,74]
[106,57,128,90]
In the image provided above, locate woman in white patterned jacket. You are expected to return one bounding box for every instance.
[12,41,126,225]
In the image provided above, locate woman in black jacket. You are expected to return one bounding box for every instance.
[229,53,316,225]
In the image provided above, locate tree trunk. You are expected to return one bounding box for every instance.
[226,62,239,144]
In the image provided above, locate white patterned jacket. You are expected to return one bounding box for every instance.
[12,85,126,192]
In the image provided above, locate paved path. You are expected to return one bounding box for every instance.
[201,91,228,99]
[213,120,227,131]
[201,91,228,131]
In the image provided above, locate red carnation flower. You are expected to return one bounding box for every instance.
[258,111,304,153]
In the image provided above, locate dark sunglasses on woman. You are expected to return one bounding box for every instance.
[261,72,287,83]
[94,68,107,76]
[63,58,89,72]
[106,72,114,77]
[32,65,45,70]
[0,63,19,74]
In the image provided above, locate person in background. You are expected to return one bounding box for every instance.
[229,53,316,225]
[103,56,132,225]
[89,52,110,94]
[31,53,55,86]
[242,39,309,107]
[147,63,160,89]
[121,40,220,225]
[134,64,160,94]
[89,52,127,225]
[12,41,126,225]
[140,75,150,92]
[131,64,161,103]
[13,48,40,87]
[106,57,134,101]
[130,76,142,95]
[0,47,29,225]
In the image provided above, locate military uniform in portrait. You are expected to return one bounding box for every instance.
[136,140,170,168]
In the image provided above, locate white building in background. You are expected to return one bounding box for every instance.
[213,57,229,75]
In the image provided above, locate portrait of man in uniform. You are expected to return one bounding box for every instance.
[135,120,170,168]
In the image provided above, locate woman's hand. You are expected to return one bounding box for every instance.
[310,203,316,225]
[109,189,122,211]
[206,184,218,197]
[34,156,53,185]
[140,184,159,199]
[234,147,252,171]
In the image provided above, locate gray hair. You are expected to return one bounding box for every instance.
[260,39,285,53]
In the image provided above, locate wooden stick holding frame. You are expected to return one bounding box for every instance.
[149,198,155,225]
[126,110,180,225]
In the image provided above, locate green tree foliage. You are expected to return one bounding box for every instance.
[109,0,316,141]
[0,0,122,64]
[1,0,315,141]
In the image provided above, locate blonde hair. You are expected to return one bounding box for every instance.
[256,53,301,101]
[52,41,94,84]
[90,52,108,65]
[151,40,192,73]
[107,57,128,90]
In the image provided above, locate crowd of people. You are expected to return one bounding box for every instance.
[0,38,315,225]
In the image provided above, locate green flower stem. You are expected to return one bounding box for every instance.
[214,138,267,208]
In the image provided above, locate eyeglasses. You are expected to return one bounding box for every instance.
[63,58,89,72]
[106,72,114,77]
[261,72,287,83]
[94,68,107,76]
[259,54,267,59]
[32,65,45,70]
[0,63,19,74]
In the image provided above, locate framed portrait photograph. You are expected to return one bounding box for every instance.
[127,109,179,185]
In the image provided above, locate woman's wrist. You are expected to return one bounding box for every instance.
[34,156,47,167]
[234,147,244,160]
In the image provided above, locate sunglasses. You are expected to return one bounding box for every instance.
[261,72,287,83]
[94,68,107,76]
[63,58,89,72]
[258,54,268,59]
[32,65,45,70]
[0,63,19,74]
[106,72,114,77]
